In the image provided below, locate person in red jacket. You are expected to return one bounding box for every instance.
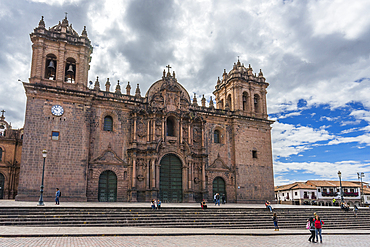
[314,215,324,243]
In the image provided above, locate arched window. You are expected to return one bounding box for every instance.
[242,92,248,111]
[254,94,260,113]
[103,116,113,131]
[219,99,224,109]
[45,54,57,80]
[214,130,220,143]
[167,116,175,136]
[227,94,232,109]
[0,147,2,161]
[65,57,76,83]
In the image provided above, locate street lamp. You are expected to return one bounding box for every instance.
[338,171,343,205]
[357,172,365,207]
[37,150,47,206]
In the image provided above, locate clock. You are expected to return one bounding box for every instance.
[51,105,64,116]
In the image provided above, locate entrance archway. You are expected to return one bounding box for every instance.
[213,177,226,200]
[0,173,4,199]
[98,170,117,202]
[159,154,182,203]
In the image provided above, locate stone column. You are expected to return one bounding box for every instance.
[152,119,155,141]
[202,161,206,190]
[161,116,165,140]
[133,114,137,142]
[156,162,160,189]
[147,120,150,142]
[132,158,136,188]
[201,122,205,148]
[189,161,193,190]
[151,159,156,189]
[146,159,150,190]
[179,118,183,144]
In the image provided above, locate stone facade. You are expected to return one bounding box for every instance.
[16,16,274,203]
[0,110,23,199]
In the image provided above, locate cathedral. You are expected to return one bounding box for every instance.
[15,16,274,203]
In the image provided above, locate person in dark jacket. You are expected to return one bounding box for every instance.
[272,212,279,231]
[314,215,324,243]
[55,188,61,205]
[307,217,316,242]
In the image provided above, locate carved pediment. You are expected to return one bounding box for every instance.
[93,149,126,166]
[207,157,230,171]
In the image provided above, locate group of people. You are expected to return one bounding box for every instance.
[213,193,226,206]
[150,199,161,209]
[307,212,324,243]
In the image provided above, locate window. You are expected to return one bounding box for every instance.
[45,54,57,80]
[214,130,220,143]
[254,94,260,113]
[318,189,321,192]
[65,57,76,83]
[242,92,248,111]
[282,193,284,196]
[51,131,59,140]
[227,94,232,109]
[166,117,175,136]
[104,116,113,131]
[295,192,298,196]
[0,147,2,161]
[252,150,257,159]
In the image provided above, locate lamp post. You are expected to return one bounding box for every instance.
[357,172,365,207]
[338,171,343,205]
[37,150,47,206]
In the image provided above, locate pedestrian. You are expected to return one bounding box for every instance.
[157,199,161,210]
[201,199,207,209]
[272,212,279,231]
[213,193,217,204]
[215,193,220,206]
[265,201,273,212]
[307,217,316,242]
[151,199,156,209]
[314,214,324,243]
[332,198,336,206]
[55,188,61,205]
[353,205,358,217]
[222,194,226,204]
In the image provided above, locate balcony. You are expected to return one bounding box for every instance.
[321,192,338,197]
[303,195,309,199]
[311,195,316,199]
[343,192,358,197]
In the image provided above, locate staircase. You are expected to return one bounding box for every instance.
[0,207,369,229]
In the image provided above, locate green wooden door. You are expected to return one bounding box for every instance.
[213,177,226,199]
[159,154,182,203]
[98,170,117,202]
[0,173,4,199]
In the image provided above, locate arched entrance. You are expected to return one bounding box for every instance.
[213,177,226,200]
[98,170,117,202]
[159,154,182,203]
[0,173,4,199]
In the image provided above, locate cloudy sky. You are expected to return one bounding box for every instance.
[1,0,369,185]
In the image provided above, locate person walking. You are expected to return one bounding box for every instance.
[151,199,156,209]
[353,204,358,217]
[307,217,316,242]
[272,212,279,231]
[55,188,61,205]
[314,215,324,243]
[215,193,220,206]
[222,194,226,204]
[157,199,161,210]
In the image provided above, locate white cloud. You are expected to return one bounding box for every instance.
[275,160,370,181]
[272,121,334,158]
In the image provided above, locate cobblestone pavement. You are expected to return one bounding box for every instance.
[0,235,368,247]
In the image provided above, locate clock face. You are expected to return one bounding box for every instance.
[51,105,64,116]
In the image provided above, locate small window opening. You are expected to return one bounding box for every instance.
[104,116,113,131]
[214,130,220,143]
[243,92,248,111]
[252,150,257,158]
[65,58,76,83]
[45,54,57,80]
[254,94,260,113]
[166,117,175,136]
[0,147,3,161]
[51,131,59,141]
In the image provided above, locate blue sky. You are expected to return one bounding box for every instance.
[0,0,369,186]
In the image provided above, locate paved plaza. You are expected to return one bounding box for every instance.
[0,235,369,247]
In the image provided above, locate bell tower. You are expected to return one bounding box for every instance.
[213,59,269,119]
[29,15,93,90]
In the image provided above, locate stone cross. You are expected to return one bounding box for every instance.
[166,65,171,74]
